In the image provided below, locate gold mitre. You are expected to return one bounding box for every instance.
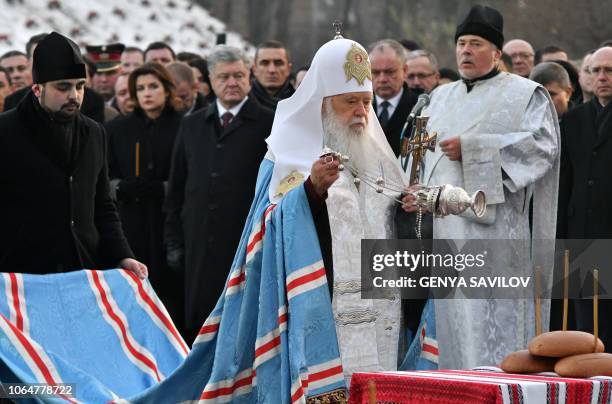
[331,20,372,86]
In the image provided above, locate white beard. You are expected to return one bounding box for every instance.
[321,99,376,177]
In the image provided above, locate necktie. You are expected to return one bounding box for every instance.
[378,101,390,127]
[221,112,234,129]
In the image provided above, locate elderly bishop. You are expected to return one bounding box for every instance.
[188,37,408,402]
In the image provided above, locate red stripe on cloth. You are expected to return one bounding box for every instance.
[261,205,275,232]
[350,372,506,404]
[440,369,605,403]
[308,365,343,383]
[564,380,580,404]
[199,323,220,335]
[511,384,520,404]
[422,343,439,356]
[291,385,305,403]
[90,271,162,382]
[278,313,288,325]
[286,267,326,292]
[246,205,276,255]
[200,371,255,399]
[246,230,264,254]
[255,335,281,358]
[264,204,276,219]
[602,380,610,404]
[549,382,556,404]
[9,273,23,331]
[1,315,76,403]
[227,271,245,288]
[2,314,55,383]
[123,270,189,356]
[439,369,592,383]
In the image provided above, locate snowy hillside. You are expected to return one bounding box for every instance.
[0,0,252,56]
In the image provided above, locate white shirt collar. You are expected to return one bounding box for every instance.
[216,96,249,119]
[375,87,403,110]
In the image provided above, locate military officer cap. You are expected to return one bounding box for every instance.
[85,43,125,73]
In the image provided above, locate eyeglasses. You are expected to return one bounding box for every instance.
[407,72,436,80]
[591,66,612,77]
[509,52,534,60]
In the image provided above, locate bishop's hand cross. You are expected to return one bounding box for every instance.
[404,116,437,185]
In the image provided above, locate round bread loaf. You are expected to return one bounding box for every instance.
[500,350,557,373]
[528,331,604,357]
[555,353,612,377]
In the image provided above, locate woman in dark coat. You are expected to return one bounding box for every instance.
[106,62,183,326]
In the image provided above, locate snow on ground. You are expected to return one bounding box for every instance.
[0,0,252,56]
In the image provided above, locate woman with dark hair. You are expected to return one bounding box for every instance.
[106,62,184,330]
[188,57,215,104]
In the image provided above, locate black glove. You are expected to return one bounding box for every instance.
[116,177,164,201]
[166,241,184,272]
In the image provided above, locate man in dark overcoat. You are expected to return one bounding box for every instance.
[557,46,612,350]
[0,32,146,278]
[165,45,274,343]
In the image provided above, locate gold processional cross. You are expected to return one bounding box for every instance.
[402,116,437,185]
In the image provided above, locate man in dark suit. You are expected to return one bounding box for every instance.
[558,46,612,350]
[369,39,418,156]
[165,45,274,343]
[0,32,146,278]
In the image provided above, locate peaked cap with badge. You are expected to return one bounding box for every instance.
[86,43,125,73]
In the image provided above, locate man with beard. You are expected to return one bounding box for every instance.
[189,37,407,401]
[3,34,106,124]
[249,40,294,110]
[403,4,559,369]
[558,46,612,351]
[0,32,146,278]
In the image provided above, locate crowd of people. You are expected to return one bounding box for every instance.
[1,4,611,389]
